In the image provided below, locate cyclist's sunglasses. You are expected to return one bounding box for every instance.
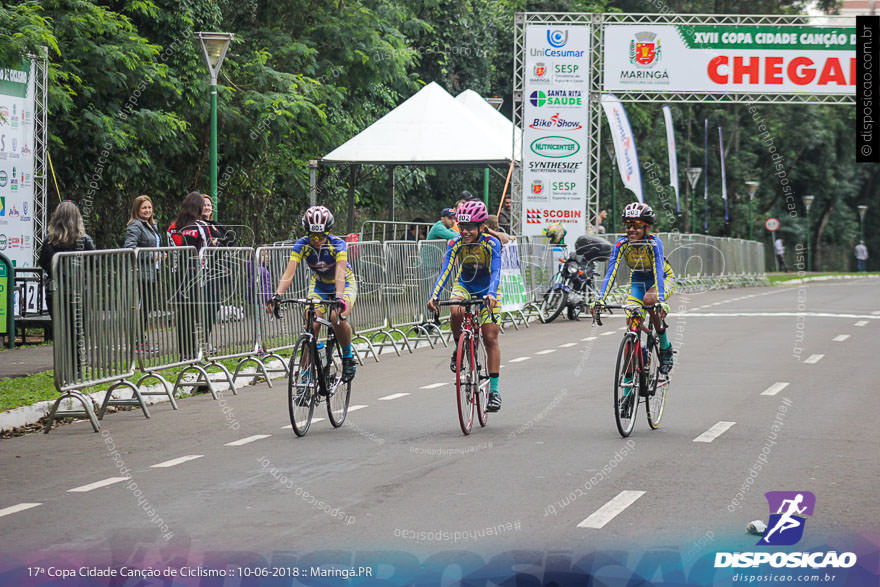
[458,222,480,231]
[308,231,328,239]
[624,220,647,229]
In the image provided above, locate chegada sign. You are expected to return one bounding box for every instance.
[604,25,855,94]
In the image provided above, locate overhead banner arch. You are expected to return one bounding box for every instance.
[512,12,856,236]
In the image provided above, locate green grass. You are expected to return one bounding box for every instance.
[767,271,879,284]
[0,357,264,413]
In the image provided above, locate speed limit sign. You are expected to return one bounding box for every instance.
[765,217,781,232]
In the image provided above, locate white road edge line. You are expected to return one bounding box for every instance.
[420,382,448,389]
[151,455,204,468]
[803,354,824,364]
[68,477,130,493]
[0,503,42,518]
[693,421,736,443]
[379,393,410,401]
[509,356,531,362]
[225,435,272,447]
[577,490,646,529]
[832,334,850,342]
[760,382,790,397]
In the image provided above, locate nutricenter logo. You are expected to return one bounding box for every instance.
[530,136,580,158]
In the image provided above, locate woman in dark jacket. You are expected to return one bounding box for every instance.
[125,195,161,352]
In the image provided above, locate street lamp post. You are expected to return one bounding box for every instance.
[858,205,868,243]
[604,138,617,234]
[745,181,760,241]
[803,195,815,272]
[686,167,703,235]
[196,31,234,219]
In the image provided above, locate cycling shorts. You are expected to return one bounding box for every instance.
[307,273,357,310]
[627,271,676,305]
[451,281,501,323]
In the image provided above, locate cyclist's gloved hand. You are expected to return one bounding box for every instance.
[427,297,438,314]
[659,302,670,315]
[334,296,349,314]
[268,293,281,317]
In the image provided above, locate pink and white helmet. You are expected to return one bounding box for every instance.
[456,200,488,224]
[302,205,335,232]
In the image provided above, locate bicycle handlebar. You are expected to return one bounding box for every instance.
[592,302,666,330]
[432,296,499,324]
[272,297,345,319]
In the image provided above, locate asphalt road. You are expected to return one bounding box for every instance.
[1,279,878,581]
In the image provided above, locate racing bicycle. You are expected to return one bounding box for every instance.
[273,298,351,436]
[435,296,497,435]
[593,302,670,437]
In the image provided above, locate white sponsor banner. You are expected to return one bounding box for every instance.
[601,93,643,203]
[603,25,856,94]
[662,105,679,212]
[0,58,36,267]
[522,24,589,238]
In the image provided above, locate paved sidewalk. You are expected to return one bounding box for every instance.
[0,344,54,379]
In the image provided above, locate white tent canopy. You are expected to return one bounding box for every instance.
[455,89,521,161]
[321,82,514,166]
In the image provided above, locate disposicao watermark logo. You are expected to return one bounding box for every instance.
[760,491,814,546]
[715,490,858,570]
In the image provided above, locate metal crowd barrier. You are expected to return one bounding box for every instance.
[47,249,141,432]
[360,220,434,242]
[347,240,397,362]
[254,245,304,377]
[417,239,452,347]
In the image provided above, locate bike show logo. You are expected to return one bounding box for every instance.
[630,31,661,67]
[530,136,580,158]
[529,112,583,131]
[529,89,583,107]
[547,29,568,48]
[715,491,858,570]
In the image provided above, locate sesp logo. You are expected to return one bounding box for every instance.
[546,30,568,48]
[759,491,815,546]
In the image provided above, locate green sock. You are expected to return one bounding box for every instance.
[489,374,499,393]
[659,331,671,349]
[342,345,353,358]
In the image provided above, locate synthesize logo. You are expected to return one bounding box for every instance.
[547,30,568,48]
[760,491,815,546]
[525,209,542,224]
[630,31,661,67]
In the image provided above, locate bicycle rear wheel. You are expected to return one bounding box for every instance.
[475,338,489,428]
[455,334,476,435]
[288,337,316,437]
[613,334,639,437]
[645,338,668,429]
[325,339,351,428]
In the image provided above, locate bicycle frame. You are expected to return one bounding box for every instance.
[279,298,343,397]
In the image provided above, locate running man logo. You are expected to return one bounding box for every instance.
[759,491,815,546]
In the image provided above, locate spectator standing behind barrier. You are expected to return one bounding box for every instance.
[427,208,458,241]
[486,214,514,245]
[124,195,162,353]
[39,201,95,376]
[498,196,513,234]
[597,209,608,234]
[201,194,235,246]
[774,237,789,272]
[855,241,868,272]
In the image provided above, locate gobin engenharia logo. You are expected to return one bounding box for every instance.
[715,491,857,570]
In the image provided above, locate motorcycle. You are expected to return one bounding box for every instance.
[539,252,597,322]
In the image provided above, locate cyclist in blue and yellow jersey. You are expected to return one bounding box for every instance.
[591,202,676,374]
[269,206,357,382]
[427,200,504,412]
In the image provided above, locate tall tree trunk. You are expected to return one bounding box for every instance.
[814,204,833,271]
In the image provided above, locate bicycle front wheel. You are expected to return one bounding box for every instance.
[288,337,316,437]
[455,334,476,435]
[325,340,351,428]
[613,334,639,437]
[645,339,668,429]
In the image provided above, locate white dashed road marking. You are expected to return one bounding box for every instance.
[761,382,790,397]
[420,382,448,389]
[577,490,646,529]
[558,342,578,348]
[0,503,42,518]
[601,331,616,336]
[535,349,556,355]
[225,435,271,447]
[509,356,531,363]
[803,354,824,364]
[832,334,850,342]
[348,405,368,412]
[379,393,410,401]
[68,477,130,493]
[694,422,736,443]
[282,419,324,429]
[151,455,204,468]
[854,320,868,327]
[582,337,597,341]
